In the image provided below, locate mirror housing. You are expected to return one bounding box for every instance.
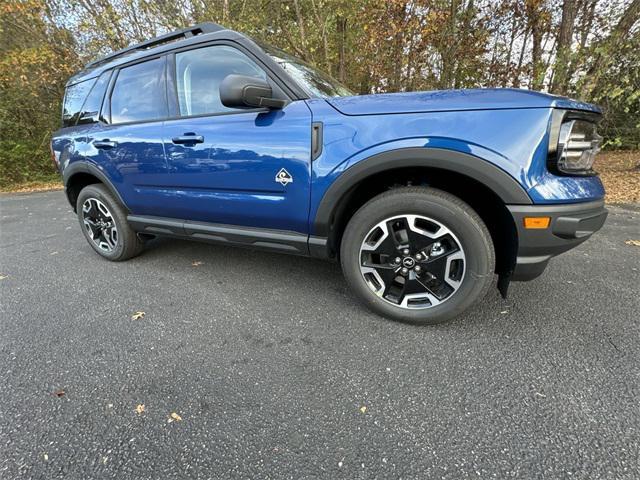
[220,74,286,110]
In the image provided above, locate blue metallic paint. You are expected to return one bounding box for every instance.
[82,121,168,215]
[306,96,605,231]
[160,102,312,232]
[326,88,602,115]
[54,89,605,238]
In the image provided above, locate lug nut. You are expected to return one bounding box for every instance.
[403,248,410,255]
[395,257,401,264]
[401,267,409,275]
[415,253,422,260]
[415,265,421,272]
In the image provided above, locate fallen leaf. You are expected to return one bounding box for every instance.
[500,310,508,314]
[135,404,145,414]
[169,412,182,422]
[131,311,145,320]
[594,151,640,204]
[53,389,65,398]
[43,453,48,461]
[191,261,203,267]
[0,274,7,280]
[50,251,59,255]
[625,240,640,247]
[359,406,367,414]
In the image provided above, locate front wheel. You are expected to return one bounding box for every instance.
[340,187,495,325]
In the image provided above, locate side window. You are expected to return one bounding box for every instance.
[77,70,112,125]
[175,45,267,117]
[110,58,167,124]
[62,78,96,127]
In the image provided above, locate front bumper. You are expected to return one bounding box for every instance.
[508,200,607,281]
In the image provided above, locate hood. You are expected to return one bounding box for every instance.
[326,88,601,116]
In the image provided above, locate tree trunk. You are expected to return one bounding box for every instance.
[513,29,529,87]
[503,11,518,87]
[336,16,347,82]
[528,1,545,90]
[551,0,578,95]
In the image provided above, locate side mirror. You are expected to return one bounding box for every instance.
[220,74,286,110]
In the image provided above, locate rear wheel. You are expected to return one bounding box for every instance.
[340,187,495,324]
[76,184,144,261]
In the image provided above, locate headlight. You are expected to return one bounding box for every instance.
[547,109,602,175]
[557,120,602,174]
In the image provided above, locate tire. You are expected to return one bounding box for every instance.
[340,187,495,325]
[76,184,144,261]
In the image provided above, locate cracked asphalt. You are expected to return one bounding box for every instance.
[1,190,639,479]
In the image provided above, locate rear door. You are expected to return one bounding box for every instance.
[161,44,312,233]
[84,56,170,216]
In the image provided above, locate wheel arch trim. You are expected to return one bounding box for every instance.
[312,147,532,237]
[62,162,129,212]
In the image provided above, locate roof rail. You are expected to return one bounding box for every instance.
[85,22,225,68]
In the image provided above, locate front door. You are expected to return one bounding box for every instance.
[161,44,312,233]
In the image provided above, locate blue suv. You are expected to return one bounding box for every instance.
[52,23,607,324]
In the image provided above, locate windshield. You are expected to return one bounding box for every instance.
[258,42,354,98]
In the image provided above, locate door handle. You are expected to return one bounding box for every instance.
[94,139,117,149]
[172,135,204,144]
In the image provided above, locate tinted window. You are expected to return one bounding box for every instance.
[175,46,266,116]
[111,58,167,124]
[77,70,112,125]
[62,78,96,127]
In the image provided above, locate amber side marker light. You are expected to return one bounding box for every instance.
[524,217,551,229]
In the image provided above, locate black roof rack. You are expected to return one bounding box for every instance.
[85,22,225,68]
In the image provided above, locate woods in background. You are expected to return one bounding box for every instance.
[1,0,638,187]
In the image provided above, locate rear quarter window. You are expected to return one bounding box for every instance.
[76,71,112,125]
[62,78,96,127]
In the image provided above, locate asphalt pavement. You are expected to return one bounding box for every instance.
[1,190,639,479]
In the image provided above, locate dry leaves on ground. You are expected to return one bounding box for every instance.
[135,404,145,414]
[595,151,640,204]
[191,261,203,267]
[625,240,640,247]
[131,311,145,320]
[1,180,63,193]
[168,412,183,422]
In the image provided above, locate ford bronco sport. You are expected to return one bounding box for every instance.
[51,23,607,324]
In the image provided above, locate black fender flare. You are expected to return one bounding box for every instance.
[312,147,532,237]
[62,162,129,212]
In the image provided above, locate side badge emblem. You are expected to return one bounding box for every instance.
[275,168,293,186]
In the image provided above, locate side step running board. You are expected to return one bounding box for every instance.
[127,215,310,255]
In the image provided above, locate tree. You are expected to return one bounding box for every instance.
[551,0,578,95]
